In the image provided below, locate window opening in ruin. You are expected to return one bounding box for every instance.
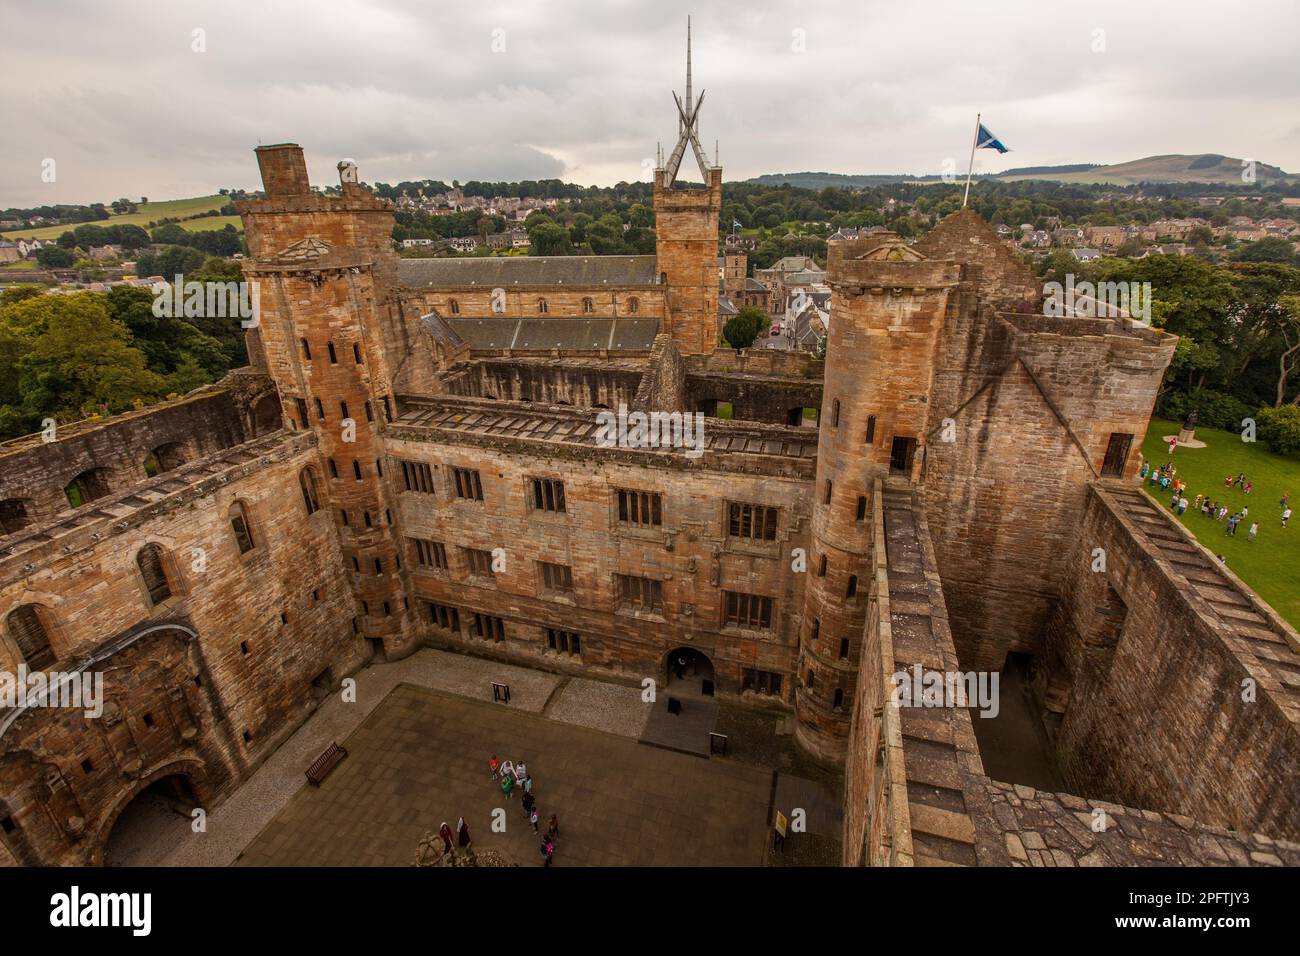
[1101,432,1133,478]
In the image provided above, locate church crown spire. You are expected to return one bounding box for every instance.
[661,16,714,187]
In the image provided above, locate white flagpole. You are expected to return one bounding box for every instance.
[963,112,980,208]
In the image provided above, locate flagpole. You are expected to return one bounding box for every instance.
[963,112,980,208]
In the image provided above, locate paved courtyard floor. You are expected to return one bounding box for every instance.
[234,684,774,867]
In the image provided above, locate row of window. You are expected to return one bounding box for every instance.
[301,338,363,365]
[446,296,639,316]
[422,600,582,656]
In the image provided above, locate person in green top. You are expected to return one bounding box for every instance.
[501,774,514,798]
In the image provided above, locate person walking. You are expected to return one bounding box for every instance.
[1248,522,1259,541]
[522,774,534,796]
[530,808,540,833]
[488,755,500,782]
[1178,496,1188,516]
[457,817,472,850]
[438,821,454,855]
[541,836,555,867]
[1283,507,1292,529]
[1281,492,1290,511]
[501,773,514,799]
[522,789,536,818]
[547,814,560,842]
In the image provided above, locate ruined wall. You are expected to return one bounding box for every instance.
[923,311,1176,671]
[398,288,664,321]
[1043,484,1300,838]
[0,390,263,533]
[442,359,644,409]
[914,207,1040,307]
[0,430,364,864]
[632,335,687,413]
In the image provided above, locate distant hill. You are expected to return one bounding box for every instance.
[749,154,1295,190]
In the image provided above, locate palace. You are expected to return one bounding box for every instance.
[2,31,1297,868]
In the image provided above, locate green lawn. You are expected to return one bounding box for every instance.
[1,195,238,241]
[1140,418,1300,629]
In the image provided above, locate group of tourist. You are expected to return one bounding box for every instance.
[490,754,560,866]
[1140,460,1293,539]
[436,817,472,856]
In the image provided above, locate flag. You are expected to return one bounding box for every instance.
[976,123,1010,154]
[732,219,743,233]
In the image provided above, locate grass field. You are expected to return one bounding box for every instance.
[1,195,238,241]
[1140,418,1300,629]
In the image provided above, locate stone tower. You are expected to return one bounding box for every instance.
[236,146,415,660]
[653,18,721,356]
[795,234,960,761]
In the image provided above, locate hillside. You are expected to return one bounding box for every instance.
[750,154,1295,190]
[1,195,240,241]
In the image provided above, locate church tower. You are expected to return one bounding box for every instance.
[653,18,721,355]
[236,147,416,661]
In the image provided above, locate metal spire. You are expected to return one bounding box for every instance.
[661,16,713,187]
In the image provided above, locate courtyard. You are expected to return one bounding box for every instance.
[235,684,776,867]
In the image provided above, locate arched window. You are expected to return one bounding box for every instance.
[151,442,186,473]
[7,605,54,669]
[0,498,34,534]
[582,297,593,314]
[137,543,171,605]
[537,298,548,314]
[228,501,255,554]
[300,467,321,515]
[64,468,110,508]
[449,299,460,315]
[627,296,639,314]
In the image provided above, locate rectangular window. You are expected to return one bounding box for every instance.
[464,547,495,578]
[530,477,566,513]
[471,612,505,642]
[839,638,850,660]
[399,459,434,493]
[1101,432,1133,478]
[546,628,581,656]
[412,538,448,569]
[856,495,867,521]
[726,501,778,541]
[295,398,309,429]
[723,591,774,630]
[742,668,783,698]
[616,488,662,528]
[865,415,876,445]
[425,601,460,631]
[539,561,574,595]
[453,467,484,500]
[616,574,664,614]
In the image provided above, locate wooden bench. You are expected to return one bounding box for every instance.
[305,742,348,786]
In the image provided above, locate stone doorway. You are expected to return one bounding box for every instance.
[103,774,199,866]
[666,646,715,698]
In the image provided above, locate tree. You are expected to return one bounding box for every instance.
[527,221,573,257]
[723,306,768,350]
[1255,404,1300,456]
[35,245,75,268]
[1233,237,1299,266]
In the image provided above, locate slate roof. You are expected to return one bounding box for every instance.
[399,255,659,288]
[446,316,660,350]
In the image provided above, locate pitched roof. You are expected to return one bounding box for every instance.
[399,255,659,289]
[447,316,660,350]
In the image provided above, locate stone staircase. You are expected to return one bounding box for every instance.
[1107,485,1300,723]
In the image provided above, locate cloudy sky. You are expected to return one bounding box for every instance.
[2,0,1298,206]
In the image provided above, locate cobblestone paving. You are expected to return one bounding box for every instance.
[235,684,774,867]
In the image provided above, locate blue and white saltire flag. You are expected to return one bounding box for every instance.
[976,123,1010,154]
[732,219,743,232]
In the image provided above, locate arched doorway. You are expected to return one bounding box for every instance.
[251,393,282,436]
[666,646,715,697]
[102,774,198,867]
